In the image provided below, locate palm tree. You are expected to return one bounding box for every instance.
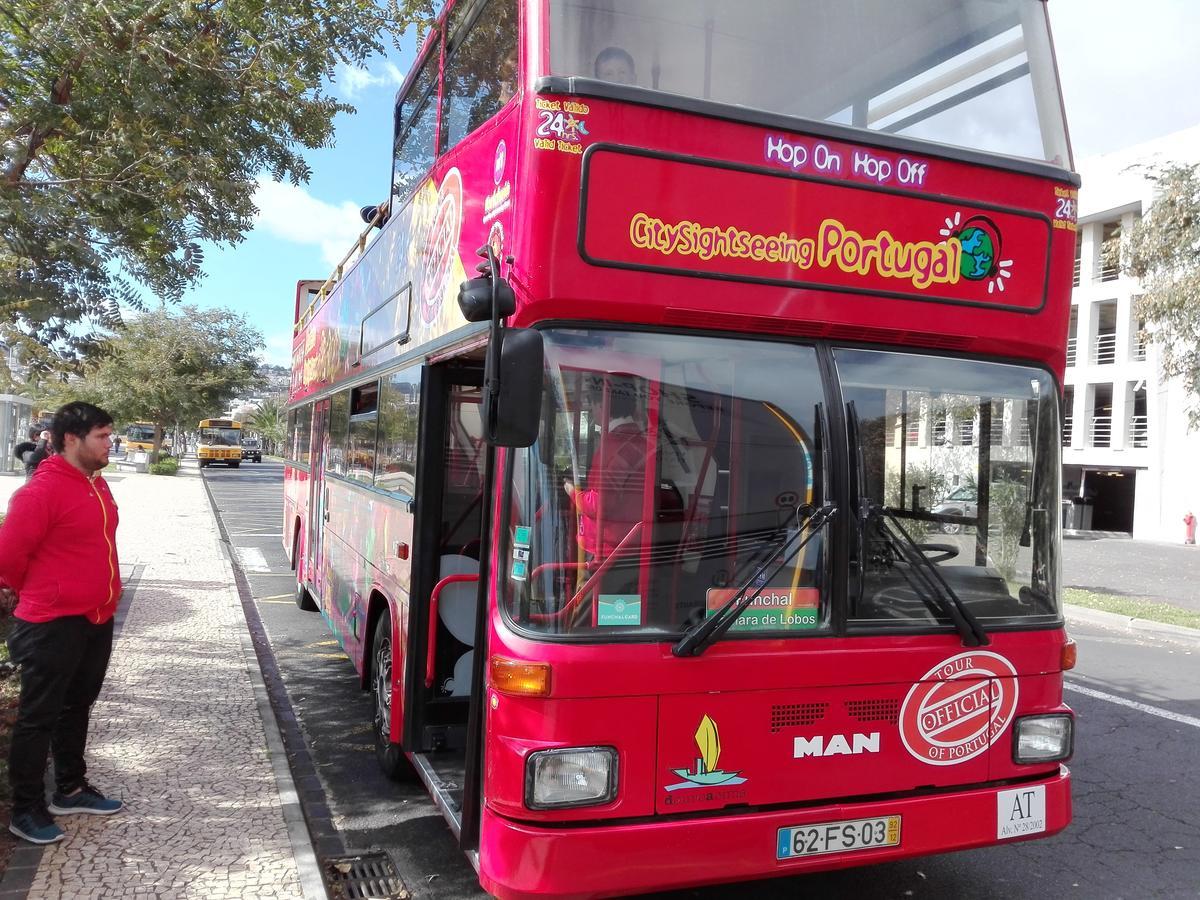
[247,397,287,455]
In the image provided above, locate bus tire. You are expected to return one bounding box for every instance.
[295,581,318,612]
[230,461,240,469]
[372,609,414,781]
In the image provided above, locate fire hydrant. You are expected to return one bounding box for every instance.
[1185,511,1197,545]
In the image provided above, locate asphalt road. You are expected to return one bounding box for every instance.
[204,459,1200,900]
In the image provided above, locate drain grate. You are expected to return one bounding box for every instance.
[324,853,409,900]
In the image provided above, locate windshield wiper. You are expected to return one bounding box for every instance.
[868,505,989,647]
[673,503,837,658]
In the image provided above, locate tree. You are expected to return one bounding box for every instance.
[39,305,262,460]
[0,0,433,369]
[1122,163,1200,426]
[248,397,287,455]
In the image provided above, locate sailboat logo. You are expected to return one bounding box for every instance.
[665,714,747,791]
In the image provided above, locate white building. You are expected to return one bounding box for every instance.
[1065,124,1200,539]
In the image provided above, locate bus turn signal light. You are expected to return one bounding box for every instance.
[490,657,551,697]
[1061,639,1077,671]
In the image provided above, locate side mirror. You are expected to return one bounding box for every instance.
[483,328,544,448]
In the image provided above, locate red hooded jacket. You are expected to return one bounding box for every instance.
[0,454,121,624]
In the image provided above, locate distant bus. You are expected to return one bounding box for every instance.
[197,418,242,469]
[123,422,157,454]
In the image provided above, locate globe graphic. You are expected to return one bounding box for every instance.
[957,226,995,281]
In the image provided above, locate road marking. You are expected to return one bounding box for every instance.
[1065,681,1200,729]
[230,531,284,537]
[258,599,296,604]
[256,593,294,602]
[234,546,271,573]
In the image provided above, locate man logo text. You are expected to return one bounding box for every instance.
[793,732,880,758]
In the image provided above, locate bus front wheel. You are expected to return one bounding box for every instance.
[372,609,414,781]
[230,461,240,468]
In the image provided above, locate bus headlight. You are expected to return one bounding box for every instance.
[525,747,617,810]
[1013,714,1073,763]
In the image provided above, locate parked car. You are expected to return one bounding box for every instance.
[241,438,262,463]
[932,485,977,533]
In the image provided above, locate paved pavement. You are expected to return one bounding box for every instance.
[0,461,324,899]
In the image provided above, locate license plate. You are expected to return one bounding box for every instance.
[777,815,901,860]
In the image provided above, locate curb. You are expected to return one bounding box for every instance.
[1064,603,1200,646]
[198,471,330,900]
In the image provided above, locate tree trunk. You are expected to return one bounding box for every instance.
[151,423,163,464]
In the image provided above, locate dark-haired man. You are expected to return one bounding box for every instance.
[0,401,124,844]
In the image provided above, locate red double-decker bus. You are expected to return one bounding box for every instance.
[284,2,1078,896]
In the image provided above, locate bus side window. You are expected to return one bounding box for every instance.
[328,391,350,477]
[392,40,441,205]
[347,382,380,485]
[376,368,421,499]
[439,0,518,153]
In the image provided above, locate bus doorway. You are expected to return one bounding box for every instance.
[400,364,486,835]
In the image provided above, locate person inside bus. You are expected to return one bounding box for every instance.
[594,46,637,85]
[563,380,648,577]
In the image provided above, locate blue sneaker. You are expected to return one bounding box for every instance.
[9,809,65,844]
[48,780,123,816]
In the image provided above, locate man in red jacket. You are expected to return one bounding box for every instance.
[0,402,124,844]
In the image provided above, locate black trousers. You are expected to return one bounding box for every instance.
[6,615,114,815]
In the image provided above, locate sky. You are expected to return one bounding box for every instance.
[178,0,1200,367]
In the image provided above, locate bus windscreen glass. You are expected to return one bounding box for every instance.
[125,424,155,443]
[836,348,1061,629]
[550,0,1071,166]
[200,427,242,447]
[504,329,829,638]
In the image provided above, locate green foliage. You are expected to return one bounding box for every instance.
[148,456,179,476]
[1123,163,1200,426]
[247,397,286,453]
[0,0,433,369]
[37,305,261,461]
[987,481,1027,583]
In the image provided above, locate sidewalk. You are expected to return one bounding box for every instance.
[0,463,322,899]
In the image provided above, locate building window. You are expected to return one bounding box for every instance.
[1094,300,1117,365]
[1097,221,1121,282]
[1072,233,1081,287]
[1062,386,1073,447]
[1089,384,1112,448]
[1129,383,1148,449]
[1066,306,1078,367]
[1132,308,1147,361]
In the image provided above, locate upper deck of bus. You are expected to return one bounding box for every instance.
[290,0,1078,405]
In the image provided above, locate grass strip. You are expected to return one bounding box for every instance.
[1065,588,1200,630]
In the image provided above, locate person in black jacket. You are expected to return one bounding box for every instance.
[12,427,51,478]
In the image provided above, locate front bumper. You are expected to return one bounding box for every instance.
[479,768,1070,899]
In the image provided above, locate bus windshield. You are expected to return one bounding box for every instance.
[125,424,155,443]
[838,348,1061,629]
[504,328,829,638]
[503,332,1061,642]
[549,0,1071,166]
[200,427,242,447]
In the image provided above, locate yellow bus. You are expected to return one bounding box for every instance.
[123,422,157,454]
[197,418,242,469]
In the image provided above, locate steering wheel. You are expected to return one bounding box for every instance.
[915,543,958,564]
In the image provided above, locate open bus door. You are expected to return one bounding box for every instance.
[401,362,487,842]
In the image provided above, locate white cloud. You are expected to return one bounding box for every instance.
[260,330,296,367]
[335,61,405,100]
[252,178,366,269]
